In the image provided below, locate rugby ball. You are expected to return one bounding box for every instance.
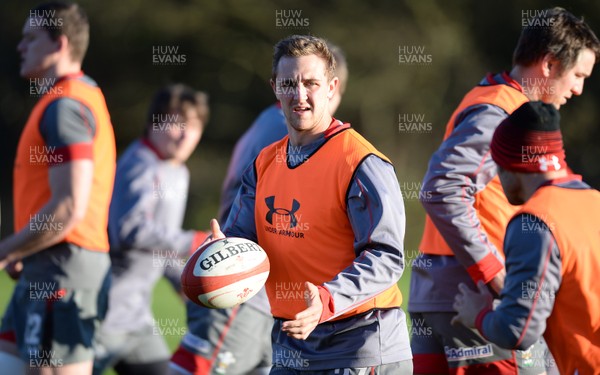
[181,237,270,309]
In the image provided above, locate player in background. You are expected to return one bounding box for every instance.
[0,2,116,374]
[206,34,412,374]
[452,101,600,374]
[92,84,210,375]
[409,7,600,374]
[218,44,348,223]
[169,43,347,375]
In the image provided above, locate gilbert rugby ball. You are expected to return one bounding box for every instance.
[181,237,270,309]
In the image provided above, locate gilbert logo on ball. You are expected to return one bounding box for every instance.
[181,237,270,309]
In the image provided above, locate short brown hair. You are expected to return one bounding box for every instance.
[272,35,336,81]
[145,84,210,136]
[31,2,89,63]
[513,7,600,73]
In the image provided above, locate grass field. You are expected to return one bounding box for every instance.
[0,256,413,375]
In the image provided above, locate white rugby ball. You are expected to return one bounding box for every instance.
[181,237,270,309]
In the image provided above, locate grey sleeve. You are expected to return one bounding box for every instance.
[223,162,258,242]
[479,214,562,349]
[420,104,507,281]
[218,105,287,223]
[109,162,195,257]
[323,155,406,318]
[40,98,96,148]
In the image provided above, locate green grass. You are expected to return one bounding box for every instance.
[0,262,413,375]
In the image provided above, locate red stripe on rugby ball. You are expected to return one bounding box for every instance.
[194,258,270,293]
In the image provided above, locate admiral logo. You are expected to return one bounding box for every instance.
[264,196,308,238]
[444,344,493,361]
[199,242,263,271]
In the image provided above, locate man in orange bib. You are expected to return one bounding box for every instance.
[409,7,600,374]
[0,2,116,374]
[452,101,600,375]
[207,34,412,374]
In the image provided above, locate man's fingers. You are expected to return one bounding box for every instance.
[283,304,320,327]
[457,282,472,295]
[292,305,321,321]
[280,281,323,340]
[209,218,225,240]
[281,306,320,340]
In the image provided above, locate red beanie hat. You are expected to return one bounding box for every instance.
[491,101,566,173]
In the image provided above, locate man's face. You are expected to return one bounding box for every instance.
[17,18,60,78]
[149,108,203,163]
[272,55,338,137]
[543,48,595,109]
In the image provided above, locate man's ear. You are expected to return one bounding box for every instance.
[52,33,70,59]
[541,53,557,77]
[327,77,339,99]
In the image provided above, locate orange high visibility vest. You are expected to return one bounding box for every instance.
[419,83,528,257]
[13,77,116,252]
[516,184,600,374]
[255,128,402,320]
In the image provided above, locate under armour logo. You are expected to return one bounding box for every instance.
[265,196,300,228]
[539,155,561,172]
